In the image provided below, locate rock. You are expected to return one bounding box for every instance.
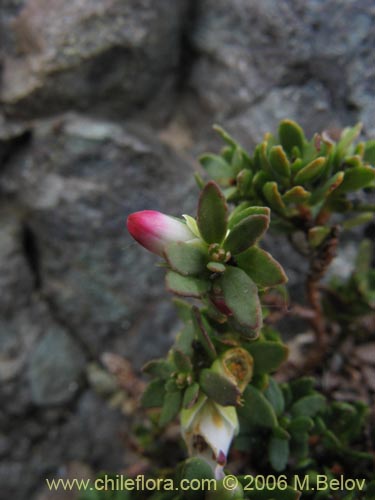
[28,326,86,405]
[223,82,333,149]
[0,435,11,459]
[0,212,35,315]
[1,1,375,498]
[1,0,188,120]
[188,0,375,137]
[1,114,196,357]
[0,390,124,498]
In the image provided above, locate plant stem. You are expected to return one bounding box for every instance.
[306,225,340,351]
[306,275,326,348]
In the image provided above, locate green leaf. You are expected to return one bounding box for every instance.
[245,341,289,374]
[290,157,304,175]
[191,307,217,359]
[279,119,305,155]
[291,394,326,418]
[259,141,273,175]
[232,147,251,173]
[199,369,240,406]
[269,145,291,179]
[173,349,193,373]
[224,215,269,255]
[207,261,226,273]
[229,206,270,229]
[293,435,309,461]
[344,154,363,168]
[206,479,245,500]
[166,271,210,298]
[365,481,375,500]
[182,214,201,238]
[159,390,182,426]
[283,186,310,204]
[180,457,216,481]
[309,171,344,204]
[364,139,375,165]
[237,168,253,196]
[238,385,278,428]
[273,425,290,440]
[178,457,215,500]
[194,172,205,189]
[289,377,315,399]
[288,416,314,435]
[308,226,330,248]
[264,378,285,416]
[236,246,287,288]
[334,166,375,194]
[220,267,262,332]
[197,181,228,244]
[224,186,238,201]
[342,212,374,230]
[141,379,166,408]
[183,383,200,409]
[213,124,241,149]
[200,154,234,186]
[142,359,174,379]
[263,181,286,213]
[269,436,289,471]
[173,298,193,322]
[175,322,195,356]
[293,157,326,184]
[165,241,207,276]
[336,123,362,159]
[253,170,272,196]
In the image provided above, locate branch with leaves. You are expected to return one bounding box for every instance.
[121,120,375,500]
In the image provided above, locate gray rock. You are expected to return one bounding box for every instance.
[0,1,374,498]
[0,390,124,498]
[0,212,35,315]
[2,114,196,356]
[188,0,375,136]
[1,0,188,120]
[28,326,86,405]
[222,82,333,150]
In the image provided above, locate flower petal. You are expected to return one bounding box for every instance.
[127,210,195,256]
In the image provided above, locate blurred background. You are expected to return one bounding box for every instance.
[0,0,374,498]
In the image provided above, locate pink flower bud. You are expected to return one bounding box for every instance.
[127,210,195,257]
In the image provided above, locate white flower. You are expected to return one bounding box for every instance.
[181,394,239,479]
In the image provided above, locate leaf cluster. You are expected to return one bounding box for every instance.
[235,377,373,499]
[200,121,375,239]
[141,312,288,427]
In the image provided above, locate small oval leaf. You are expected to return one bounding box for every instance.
[238,385,278,428]
[245,341,289,374]
[220,267,262,332]
[166,271,210,298]
[293,157,326,184]
[165,241,207,276]
[199,369,240,406]
[263,182,286,213]
[236,246,287,288]
[269,145,291,179]
[197,181,228,244]
[225,215,269,255]
[278,119,305,155]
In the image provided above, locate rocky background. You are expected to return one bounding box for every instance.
[0,1,374,498]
